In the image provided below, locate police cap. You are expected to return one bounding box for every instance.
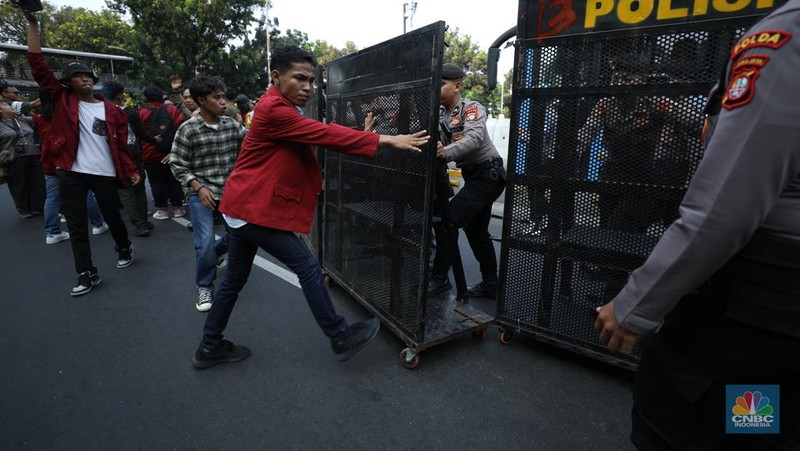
[441,63,466,80]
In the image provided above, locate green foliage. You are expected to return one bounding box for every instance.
[106,0,262,82]
[443,28,507,117]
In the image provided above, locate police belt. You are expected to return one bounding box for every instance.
[709,232,800,338]
[463,156,503,177]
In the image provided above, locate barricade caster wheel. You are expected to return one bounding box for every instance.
[472,328,488,341]
[400,348,419,369]
[499,329,514,345]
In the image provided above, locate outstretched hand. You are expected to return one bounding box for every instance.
[594,300,639,354]
[364,112,376,132]
[382,130,429,153]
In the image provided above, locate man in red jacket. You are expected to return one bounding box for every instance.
[192,45,429,369]
[138,86,185,220]
[24,11,140,297]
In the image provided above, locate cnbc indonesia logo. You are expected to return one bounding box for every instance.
[727,386,780,434]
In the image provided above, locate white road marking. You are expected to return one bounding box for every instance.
[172,217,301,288]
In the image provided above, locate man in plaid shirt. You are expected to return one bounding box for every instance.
[170,76,247,312]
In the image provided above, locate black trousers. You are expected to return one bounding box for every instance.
[631,236,800,450]
[432,161,505,281]
[58,170,131,274]
[6,154,45,215]
[118,164,149,231]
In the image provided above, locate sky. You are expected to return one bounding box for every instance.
[45,0,518,76]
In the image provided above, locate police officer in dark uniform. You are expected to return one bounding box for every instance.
[594,2,800,448]
[428,63,506,298]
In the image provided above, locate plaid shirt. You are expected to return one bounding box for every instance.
[170,115,246,199]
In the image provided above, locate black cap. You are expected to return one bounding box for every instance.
[59,60,99,84]
[441,63,466,80]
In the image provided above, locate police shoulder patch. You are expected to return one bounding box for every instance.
[732,54,770,73]
[464,104,479,121]
[721,69,760,110]
[731,30,792,60]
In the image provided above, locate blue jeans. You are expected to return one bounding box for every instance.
[201,224,349,349]
[187,194,229,288]
[44,175,104,235]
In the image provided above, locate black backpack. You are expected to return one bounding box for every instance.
[145,105,177,154]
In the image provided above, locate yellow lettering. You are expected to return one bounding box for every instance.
[712,0,749,13]
[693,0,710,15]
[618,0,654,24]
[756,0,774,8]
[585,0,615,28]
[658,0,689,19]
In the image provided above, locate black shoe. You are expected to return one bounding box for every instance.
[331,318,380,362]
[466,281,498,299]
[145,221,155,230]
[116,243,133,268]
[428,274,452,297]
[133,227,151,237]
[192,339,251,370]
[71,271,102,297]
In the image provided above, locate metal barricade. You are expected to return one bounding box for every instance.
[300,66,326,260]
[321,22,493,368]
[497,0,781,368]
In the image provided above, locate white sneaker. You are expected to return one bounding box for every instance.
[46,231,70,245]
[196,287,213,312]
[152,209,169,220]
[92,222,109,235]
[59,214,66,223]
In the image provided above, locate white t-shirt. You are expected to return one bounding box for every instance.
[223,214,248,229]
[71,100,116,177]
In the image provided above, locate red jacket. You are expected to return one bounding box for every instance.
[138,102,183,164]
[26,52,136,186]
[32,113,55,175]
[220,85,380,234]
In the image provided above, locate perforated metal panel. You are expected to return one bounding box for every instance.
[321,23,445,342]
[498,3,777,368]
[301,66,326,259]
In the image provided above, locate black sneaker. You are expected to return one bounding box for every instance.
[331,318,380,362]
[192,339,251,370]
[71,271,102,297]
[466,280,498,299]
[133,226,151,237]
[116,243,133,268]
[428,274,452,297]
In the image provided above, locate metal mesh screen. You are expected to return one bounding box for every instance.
[300,66,326,259]
[498,20,760,367]
[321,23,445,342]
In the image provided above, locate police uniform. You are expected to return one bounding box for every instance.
[429,63,506,297]
[611,2,800,447]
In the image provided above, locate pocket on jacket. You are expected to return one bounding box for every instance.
[271,185,302,220]
[47,136,66,157]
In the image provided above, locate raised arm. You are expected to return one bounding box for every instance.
[24,11,41,53]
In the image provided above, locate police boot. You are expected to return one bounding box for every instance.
[428,273,452,297]
[467,280,498,299]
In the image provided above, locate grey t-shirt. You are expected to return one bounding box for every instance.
[614,0,800,334]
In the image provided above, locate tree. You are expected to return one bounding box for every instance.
[443,28,502,116]
[106,0,261,79]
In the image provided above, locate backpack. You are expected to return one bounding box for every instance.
[145,105,177,154]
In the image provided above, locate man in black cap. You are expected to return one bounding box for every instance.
[428,63,507,299]
[24,11,140,296]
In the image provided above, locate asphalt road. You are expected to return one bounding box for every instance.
[0,188,635,450]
